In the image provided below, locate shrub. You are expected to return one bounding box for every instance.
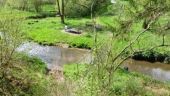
[5,0,30,10]
[0,0,6,7]
[5,0,43,12]
[125,78,146,95]
[65,0,110,17]
[31,0,43,12]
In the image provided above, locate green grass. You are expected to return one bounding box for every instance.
[1,8,170,54]
[41,4,56,12]
[21,14,170,51]
[1,7,168,51]
[0,8,36,19]
[0,53,58,96]
[22,16,111,49]
[1,4,170,96]
[1,2,170,50]
[64,64,170,96]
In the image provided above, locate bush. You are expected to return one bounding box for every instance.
[0,54,57,96]
[43,0,56,4]
[125,78,146,95]
[0,0,6,7]
[5,0,44,12]
[65,0,110,17]
[31,0,43,12]
[5,0,30,10]
[65,0,91,17]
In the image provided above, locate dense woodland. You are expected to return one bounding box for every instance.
[0,0,170,96]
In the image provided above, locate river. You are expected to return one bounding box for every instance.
[123,59,170,81]
[17,42,91,70]
[17,42,170,81]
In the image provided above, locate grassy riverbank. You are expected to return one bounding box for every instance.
[64,64,170,96]
[21,12,170,54]
[0,54,59,96]
[1,7,170,51]
[1,2,170,95]
[22,16,115,49]
[21,14,170,63]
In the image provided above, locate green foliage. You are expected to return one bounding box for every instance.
[22,17,110,49]
[64,64,170,96]
[65,0,91,17]
[0,54,48,95]
[65,0,110,17]
[64,64,86,80]
[31,0,43,12]
[111,77,147,96]
[4,0,55,13]
[21,55,47,73]
[0,10,24,79]
[0,8,61,96]
[5,0,29,10]
[1,0,170,95]
[0,8,36,19]
[1,52,70,96]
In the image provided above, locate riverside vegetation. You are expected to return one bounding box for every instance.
[0,0,170,96]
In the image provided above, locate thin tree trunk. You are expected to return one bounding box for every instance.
[56,0,61,16]
[61,0,65,24]
[56,0,65,24]
[162,34,165,46]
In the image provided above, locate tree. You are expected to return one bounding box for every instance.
[0,18,23,69]
[56,0,65,24]
[64,0,110,17]
[72,0,170,95]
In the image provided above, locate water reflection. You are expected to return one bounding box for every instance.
[123,59,170,81]
[17,42,91,69]
[17,42,170,81]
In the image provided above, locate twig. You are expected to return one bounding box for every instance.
[113,56,131,72]
[111,26,150,63]
[149,44,170,51]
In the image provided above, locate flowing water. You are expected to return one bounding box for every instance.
[123,59,170,81]
[17,42,91,70]
[17,42,170,81]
